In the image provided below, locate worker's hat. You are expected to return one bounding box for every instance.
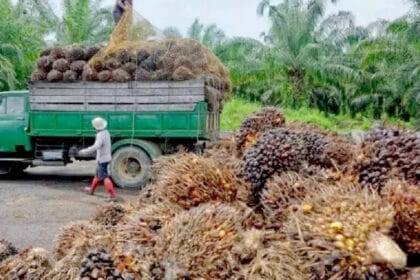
[92,117,108,130]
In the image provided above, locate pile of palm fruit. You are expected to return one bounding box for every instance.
[0,107,418,280]
[30,39,230,90]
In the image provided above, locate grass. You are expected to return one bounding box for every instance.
[221,98,412,132]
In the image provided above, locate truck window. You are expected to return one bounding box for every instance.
[6,96,24,115]
[0,97,5,114]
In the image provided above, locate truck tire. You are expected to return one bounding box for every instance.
[110,146,152,189]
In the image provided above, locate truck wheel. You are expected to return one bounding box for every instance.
[110,146,152,189]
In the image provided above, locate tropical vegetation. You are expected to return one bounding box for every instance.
[0,0,418,127]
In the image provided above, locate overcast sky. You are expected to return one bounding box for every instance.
[104,1,411,39]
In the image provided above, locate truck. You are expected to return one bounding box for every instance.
[0,79,222,188]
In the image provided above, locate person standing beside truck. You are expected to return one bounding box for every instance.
[79,117,117,201]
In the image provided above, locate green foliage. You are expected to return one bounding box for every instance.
[221,98,412,132]
[187,19,226,48]
[27,0,113,44]
[216,0,419,123]
[0,0,44,90]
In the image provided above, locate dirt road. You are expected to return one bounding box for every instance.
[0,161,138,251]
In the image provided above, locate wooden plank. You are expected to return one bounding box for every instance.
[30,79,205,90]
[31,103,197,112]
[31,103,86,111]
[30,87,205,97]
[30,95,204,104]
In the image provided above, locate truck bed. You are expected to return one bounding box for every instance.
[28,80,221,140]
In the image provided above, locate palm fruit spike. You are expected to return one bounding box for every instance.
[92,203,131,228]
[285,184,404,280]
[116,202,183,255]
[47,224,113,280]
[0,239,18,263]
[240,240,309,280]
[261,172,325,230]
[235,107,285,155]
[52,222,106,261]
[240,128,307,201]
[0,248,51,280]
[383,180,420,256]
[152,203,245,279]
[149,153,249,209]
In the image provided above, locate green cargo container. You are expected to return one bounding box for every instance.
[0,79,222,188]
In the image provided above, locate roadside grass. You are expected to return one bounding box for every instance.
[221,98,412,132]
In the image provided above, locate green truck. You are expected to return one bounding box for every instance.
[0,79,221,188]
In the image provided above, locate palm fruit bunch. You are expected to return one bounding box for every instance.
[260,172,325,230]
[241,128,308,199]
[203,134,239,171]
[150,153,250,209]
[235,107,286,155]
[322,135,356,169]
[297,130,329,166]
[31,45,101,83]
[47,223,114,280]
[355,127,419,191]
[0,239,18,263]
[0,247,51,280]
[116,202,183,254]
[239,239,309,280]
[79,249,135,280]
[92,203,133,228]
[53,222,103,261]
[285,184,407,280]
[151,203,244,279]
[383,180,420,256]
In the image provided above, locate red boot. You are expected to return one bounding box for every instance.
[104,178,117,201]
[85,176,101,195]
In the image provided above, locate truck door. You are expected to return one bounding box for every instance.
[0,95,31,153]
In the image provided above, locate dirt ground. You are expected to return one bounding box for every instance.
[0,161,138,251]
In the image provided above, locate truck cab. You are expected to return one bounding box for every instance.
[0,91,32,174]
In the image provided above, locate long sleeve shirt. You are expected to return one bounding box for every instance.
[83,130,112,163]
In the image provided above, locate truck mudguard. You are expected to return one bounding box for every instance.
[111,139,162,160]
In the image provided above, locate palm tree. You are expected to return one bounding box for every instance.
[187,19,226,48]
[0,44,20,91]
[256,0,359,107]
[0,0,44,90]
[27,0,114,44]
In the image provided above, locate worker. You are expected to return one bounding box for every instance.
[79,117,117,201]
[113,0,133,24]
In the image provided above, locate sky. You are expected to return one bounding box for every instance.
[100,0,413,39]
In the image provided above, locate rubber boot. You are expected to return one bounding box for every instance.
[104,178,117,201]
[85,176,100,195]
